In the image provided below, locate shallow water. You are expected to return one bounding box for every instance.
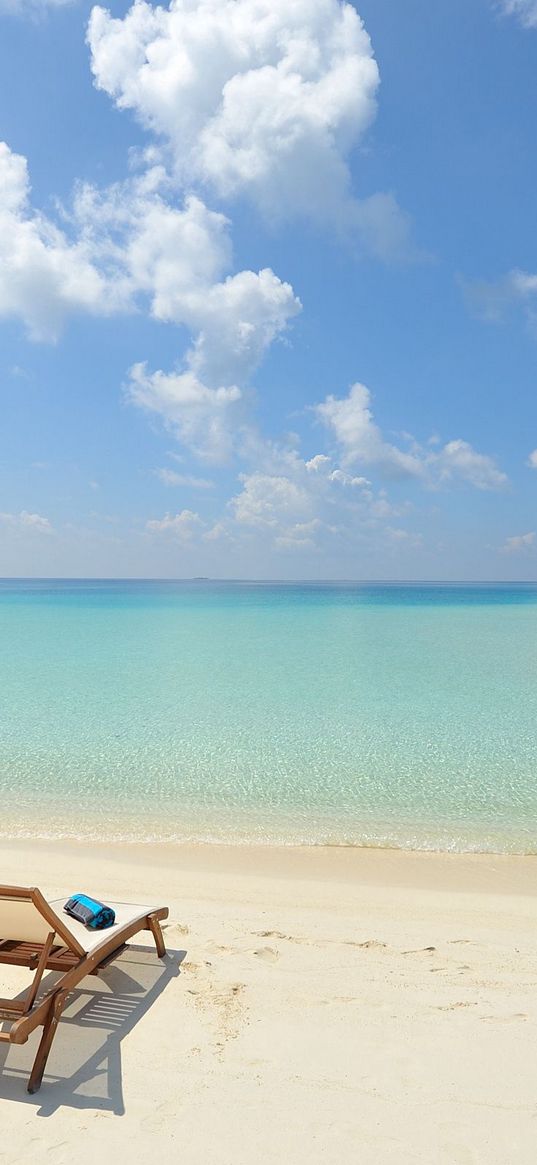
[1,579,536,852]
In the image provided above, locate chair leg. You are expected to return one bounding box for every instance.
[147,916,166,959]
[27,991,66,1094]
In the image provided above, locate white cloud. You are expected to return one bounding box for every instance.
[232,473,312,529]
[72,177,301,384]
[142,397,508,560]
[385,525,422,546]
[0,510,53,533]
[146,508,204,538]
[0,143,300,459]
[275,519,323,550]
[77,181,301,451]
[501,531,536,553]
[315,383,425,478]
[185,267,301,387]
[155,468,214,489]
[88,0,411,253]
[432,439,508,491]
[498,1,537,27]
[527,449,537,468]
[0,143,182,338]
[305,452,369,487]
[0,144,300,376]
[227,443,410,552]
[72,178,232,318]
[315,382,508,490]
[128,365,243,463]
[0,142,113,341]
[464,268,537,325]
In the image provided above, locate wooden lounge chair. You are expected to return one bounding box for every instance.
[0,885,168,1093]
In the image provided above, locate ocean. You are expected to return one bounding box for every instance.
[1,578,536,852]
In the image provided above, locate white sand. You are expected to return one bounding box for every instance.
[0,839,536,1164]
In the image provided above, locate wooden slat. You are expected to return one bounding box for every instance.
[0,950,40,968]
[0,940,40,965]
[24,932,55,1014]
[45,953,80,971]
[0,940,79,972]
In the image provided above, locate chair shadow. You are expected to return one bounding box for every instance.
[0,943,186,1116]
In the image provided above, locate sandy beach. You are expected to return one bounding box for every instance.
[0,841,535,1163]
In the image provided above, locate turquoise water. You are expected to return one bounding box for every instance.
[1,579,537,852]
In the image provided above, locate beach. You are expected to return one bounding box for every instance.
[1,839,536,1163]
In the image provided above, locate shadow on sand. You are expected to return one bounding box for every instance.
[0,943,186,1116]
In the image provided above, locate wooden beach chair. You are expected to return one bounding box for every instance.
[0,885,168,1093]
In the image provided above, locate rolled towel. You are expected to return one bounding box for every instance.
[64,894,116,930]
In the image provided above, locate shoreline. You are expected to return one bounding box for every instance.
[1,811,536,860]
[2,834,536,897]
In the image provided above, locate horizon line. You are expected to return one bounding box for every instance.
[1,577,536,586]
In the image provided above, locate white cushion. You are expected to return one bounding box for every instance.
[47,899,161,956]
[0,898,52,944]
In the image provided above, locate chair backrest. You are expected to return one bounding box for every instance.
[0,886,84,954]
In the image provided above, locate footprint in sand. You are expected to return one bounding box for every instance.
[402,945,437,955]
[254,932,389,951]
[480,1012,527,1023]
[255,929,295,942]
[182,960,201,973]
[434,1002,477,1011]
[166,921,189,936]
[252,946,280,963]
[204,940,233,956]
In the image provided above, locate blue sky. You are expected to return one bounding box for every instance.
[1,0,537,578]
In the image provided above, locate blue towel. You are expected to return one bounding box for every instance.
[64,894,116,930]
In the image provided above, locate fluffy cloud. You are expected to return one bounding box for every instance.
[0,145,194,339]
[315,383,507,490]
[0,510,53,533]
[185,267,300,387]
[315,382,424,478]
[147,433,407,556]
[129,365,243,462]
[432,439,508,491]
[501,531,535,553]
[227,442,411,552]
[155,468,214,489]
[232,473,313,530]
[0,143,300,450]
[527,449,537,468]
[115,180,299,458]
[465,267,537,325]
[72,177,232,316]
[88,0,410,252]
[73,176,300,385]
[498,1,537,27]
[146,509,204,538]
[142,367,509,556]
[0,142,113,341]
